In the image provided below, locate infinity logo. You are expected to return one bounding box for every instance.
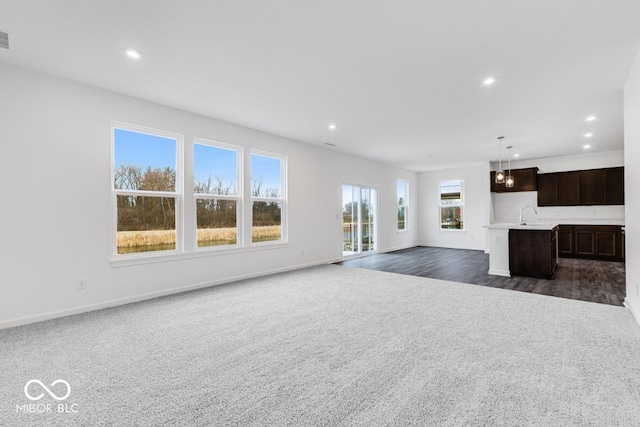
[24,380,71,401]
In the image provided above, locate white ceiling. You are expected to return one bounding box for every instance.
[1,1,639,171]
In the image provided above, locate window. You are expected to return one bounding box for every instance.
[112,124,182,255]
[194,140,242,248]
[397,179,408,231]
[112,122,288,262]
[251,151,286,243]
[439,180,464,230]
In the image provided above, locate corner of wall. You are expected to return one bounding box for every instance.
[624,299,640,330]
[623,45,640,328]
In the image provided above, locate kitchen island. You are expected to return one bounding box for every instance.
[484,223,559,279]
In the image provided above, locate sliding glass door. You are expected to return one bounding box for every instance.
[342,185,377,257]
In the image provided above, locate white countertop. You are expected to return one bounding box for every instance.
[484,223,559,230]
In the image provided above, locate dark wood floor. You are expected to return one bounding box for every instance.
[337,246,626,306]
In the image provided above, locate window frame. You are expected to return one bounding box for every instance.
[397,179,409,232]
[250,149,288,246]
[193,138,244,251]
[110,122,290,267]
[438,179,465,231]
[111,122,184,259]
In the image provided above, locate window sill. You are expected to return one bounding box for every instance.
[110,241,289,267]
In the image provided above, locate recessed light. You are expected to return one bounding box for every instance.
[583,144,592,149]
[584,133,593,138]
[513,153,520,158]
[328,123,337,130]
[483,77,496,86]
[125,48,142,59]
[586,115,597,121]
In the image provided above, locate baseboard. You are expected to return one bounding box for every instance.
[0,258,339,330]
[417,242,486,252]
[488,268,511,277]
[624,298,640,330]
[378,244,418,254]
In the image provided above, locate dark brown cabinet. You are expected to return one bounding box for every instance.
[580,169,607,205]
[557,225,623,261]
[537,174,558,206]
[558,171,580,205]
[607,167,625,204]
[575,225,618,258]
[509,227,558,279]
[536,172,581,206]
[537,167,624,206]
[490,167,538,193]
[557,225,574,256]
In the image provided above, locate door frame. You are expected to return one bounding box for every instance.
[341,183,378,259]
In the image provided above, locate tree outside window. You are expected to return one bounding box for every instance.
[397,179,408,231]
[113,126,181,255]
[194,141,241,248]
[251,152,286,243]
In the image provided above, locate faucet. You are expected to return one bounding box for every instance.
[519,205,538,225]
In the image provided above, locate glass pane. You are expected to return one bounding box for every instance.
[361,188,376,252]
[194,144,238,195]
[398,206,406,230]
[116,195,176,254]
[252,201,282,242]
[397,179,407,205]
[114,129,176,191]
[251,154,281,198]
[440,206,464,230]
[196,199,237,247]
[343,185,359,255]
[440,180,462,204]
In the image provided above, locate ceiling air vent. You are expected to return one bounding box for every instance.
[0,31,10,50]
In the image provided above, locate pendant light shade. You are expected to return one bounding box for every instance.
[495,136,505,184]
[505,145,514,188]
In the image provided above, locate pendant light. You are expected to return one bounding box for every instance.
[505,145,514,188]
[495,136,505,184]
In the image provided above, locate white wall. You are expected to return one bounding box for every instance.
[418,163,491,251]
[499,150,624,174]
[491,151,625,224]
[0,63,418,328]
[624,47,640,325]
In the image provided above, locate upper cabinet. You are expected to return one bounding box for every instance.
[490,167,539,193]
[537,167,624,206]
[536,173,558,205]
[537,171,580,205]
[606,167,625,205]
[558,171,580,205]
[580,169,607,205]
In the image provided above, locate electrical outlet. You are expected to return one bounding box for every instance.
[77,279,86,290]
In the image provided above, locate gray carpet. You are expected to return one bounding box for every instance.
[1,264,640,426]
